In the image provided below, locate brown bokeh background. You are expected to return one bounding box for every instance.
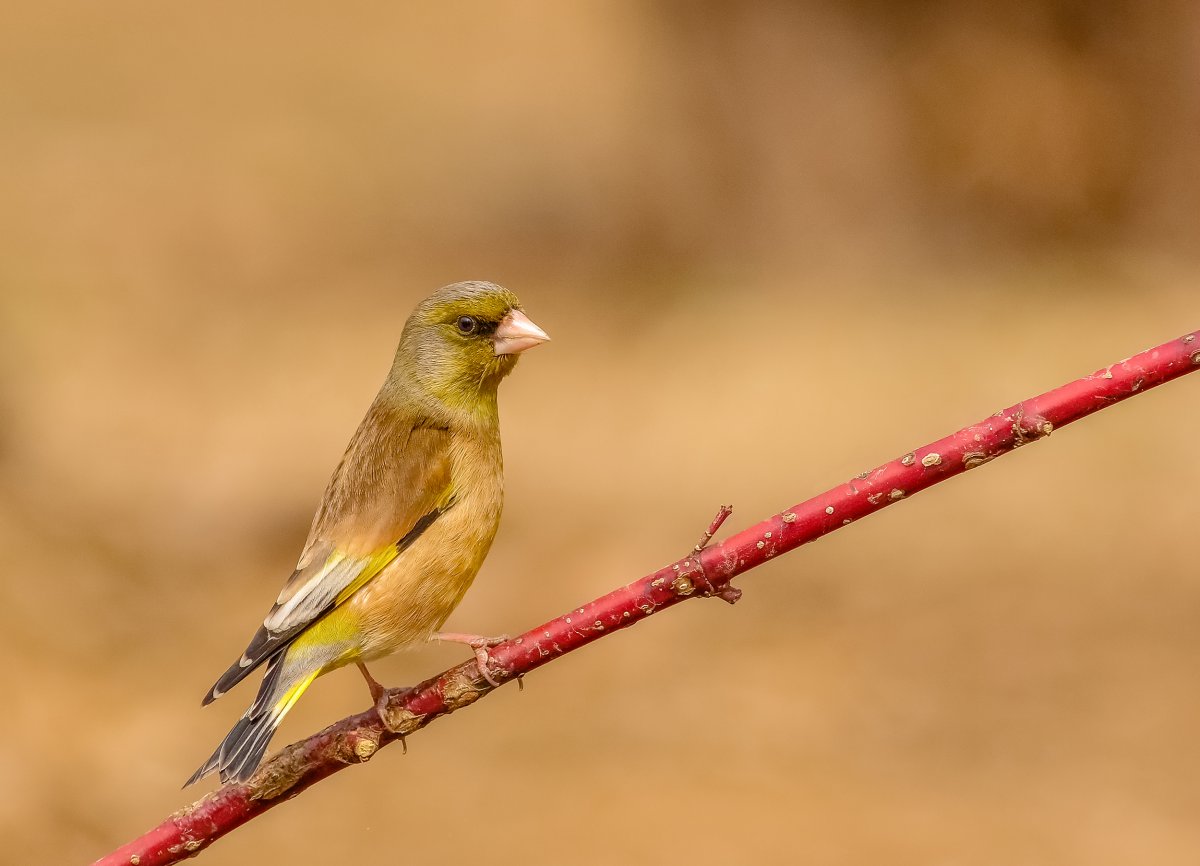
[2,2,1199,864]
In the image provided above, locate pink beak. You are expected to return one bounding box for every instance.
[493,309,551,356]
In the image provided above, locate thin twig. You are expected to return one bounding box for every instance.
[692,504,733,555]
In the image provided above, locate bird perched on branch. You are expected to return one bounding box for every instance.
[186,281,550,786]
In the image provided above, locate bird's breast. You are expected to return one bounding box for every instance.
[351,432,504,656]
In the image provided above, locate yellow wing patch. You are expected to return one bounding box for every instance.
[272,669,320,720]
[263,484,456,637]
[331,545,402,607]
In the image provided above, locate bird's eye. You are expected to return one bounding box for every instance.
[455,316,478,335]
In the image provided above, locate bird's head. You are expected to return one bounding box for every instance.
[392,281,550,417]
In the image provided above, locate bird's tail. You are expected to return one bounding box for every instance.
[185,652,319,787]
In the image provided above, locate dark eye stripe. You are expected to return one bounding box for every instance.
[452,315,499,337]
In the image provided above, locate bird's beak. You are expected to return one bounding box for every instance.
[493,309,551,356]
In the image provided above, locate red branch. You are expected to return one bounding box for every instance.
[94,330,1200,866]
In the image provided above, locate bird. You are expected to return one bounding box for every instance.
[185,281,550,786]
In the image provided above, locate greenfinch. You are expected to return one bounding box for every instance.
[186,281,549,786]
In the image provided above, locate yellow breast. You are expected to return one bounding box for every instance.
[347,429,504,659]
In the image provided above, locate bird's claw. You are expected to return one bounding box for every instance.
[358,661,417,735]
[373,685,417,736]
[431,632,510,688]
[472,646,501,687]
[466,635,508,687]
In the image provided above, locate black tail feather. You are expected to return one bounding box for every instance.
[201,626,285,706]
[183,712,280,787]
[186,656,286,787]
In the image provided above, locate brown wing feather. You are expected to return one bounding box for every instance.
[297,405,453,561]
[202,404,455,704]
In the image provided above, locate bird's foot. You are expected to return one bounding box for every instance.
[430,631,509,687]
[377,688,418,751]
[357,661,415,739]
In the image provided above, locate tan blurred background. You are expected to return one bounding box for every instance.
[2,1,1199,864]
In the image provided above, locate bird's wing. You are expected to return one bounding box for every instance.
[203,418,454,704]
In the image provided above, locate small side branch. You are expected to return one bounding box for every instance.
[693,505,733,555]
[92,329,1200,866]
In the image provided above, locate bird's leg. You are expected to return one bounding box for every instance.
[430,631,509,688]
[356,661,413,742]
[356,661,387,705]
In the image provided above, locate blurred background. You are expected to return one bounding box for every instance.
[1,1,1198,864]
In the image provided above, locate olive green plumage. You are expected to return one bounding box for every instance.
[187,281,548,786]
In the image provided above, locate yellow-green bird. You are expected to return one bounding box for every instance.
[186,281,549,786]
